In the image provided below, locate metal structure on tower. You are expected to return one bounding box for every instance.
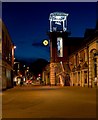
[49,12,69,32]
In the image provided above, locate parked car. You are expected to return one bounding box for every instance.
[26,80,32,84]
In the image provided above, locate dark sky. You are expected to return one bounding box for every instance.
[2,2,97,62]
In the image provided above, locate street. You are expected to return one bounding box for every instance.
[2,85,97,118]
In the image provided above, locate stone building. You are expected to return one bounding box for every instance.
[69,22,98,87]
[1,19,15,90]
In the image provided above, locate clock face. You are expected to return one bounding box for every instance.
[43,40,49,46]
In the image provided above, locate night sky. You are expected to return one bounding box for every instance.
[2,2,97,62]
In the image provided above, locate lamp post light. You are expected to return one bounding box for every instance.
[14,46,16,49]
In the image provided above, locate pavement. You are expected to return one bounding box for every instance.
[1,85,97,119]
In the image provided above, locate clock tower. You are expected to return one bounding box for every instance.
[48,12,69,86]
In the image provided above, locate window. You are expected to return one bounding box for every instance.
[57,37,63,57]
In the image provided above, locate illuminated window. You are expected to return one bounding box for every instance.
[57,37,63,57]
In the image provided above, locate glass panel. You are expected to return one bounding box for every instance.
[57,37,63,57]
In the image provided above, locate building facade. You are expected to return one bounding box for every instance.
[69,23,98,88]
[1,20,14,90]
[43,20,98,88]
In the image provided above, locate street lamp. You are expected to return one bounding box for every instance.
[14,46,16,49]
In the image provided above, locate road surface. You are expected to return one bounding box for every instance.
[2,85,97,119]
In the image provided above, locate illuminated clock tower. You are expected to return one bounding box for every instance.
[48,12,69,86]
